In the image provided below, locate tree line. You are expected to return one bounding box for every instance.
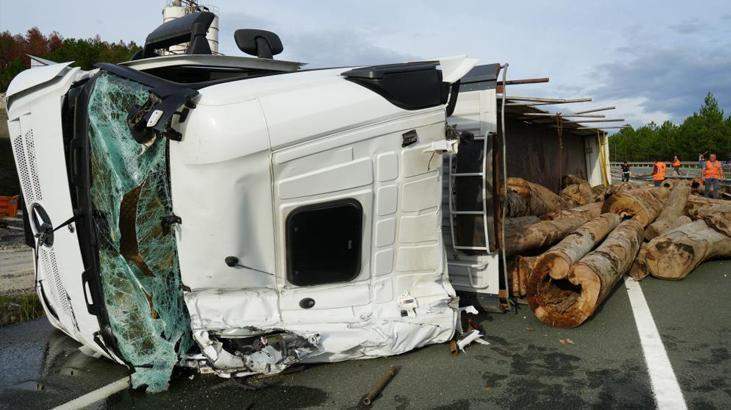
[609,93,731,162]
[1,28,141,92]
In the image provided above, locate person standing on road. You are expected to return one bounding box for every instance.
[652,159,666,187]
[621,161,631,182]
[672,156,682,176]
[703,153,724,198]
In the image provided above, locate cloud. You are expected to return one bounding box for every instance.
[281,30,419,67]
[590,43,731,123]
[219,12,417,67]
[669,19,704,34]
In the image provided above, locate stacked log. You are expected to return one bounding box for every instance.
[606,181,645,196]
[509,256,537,298]
[504,216,541,232]
[591,185,609,202]
[697,204,731,236]
[644,183,691,240]
[506,177,569,217]
[505,212,596,256]
[639,220,731,280]
[505,177,730,328]
[561,174,587,187]
[602,187,668,226]
[540,202,603,221]
[528,219,644,328]
[685,195,727,219]
[531,214,621,281]
[560,181,594,206]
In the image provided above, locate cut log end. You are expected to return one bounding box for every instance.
[528,264,600,328]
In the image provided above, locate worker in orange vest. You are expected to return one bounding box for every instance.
[703,153,725,198]
[672,156,681,175]
[652,159,667,187]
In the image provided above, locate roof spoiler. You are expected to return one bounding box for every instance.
[138,11,215,59]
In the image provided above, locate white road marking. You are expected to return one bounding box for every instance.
[53,376,130,410]
[625,278,687,410]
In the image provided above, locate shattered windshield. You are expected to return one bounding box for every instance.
[87,72,192,392]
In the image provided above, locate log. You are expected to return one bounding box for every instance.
[509,256,537,298]
[506,177,568,217]
[641,220,731,280]
[628,245,650,280]
[504,216,541,232]
[644,183,691,240]
[505,213,595,255]
[685,195,728,219]
[606,181,646,196]
[561,174,587,188]
[697,204,731,236]
[528,219,644,328]
[540,202,603,221]
[560,182,594,206]
[602,187,668,226]
[532,213,621,281]
[591,185,609,202]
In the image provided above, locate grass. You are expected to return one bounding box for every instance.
[0,293,45,326]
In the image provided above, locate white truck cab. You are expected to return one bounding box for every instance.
[6,12,504,391]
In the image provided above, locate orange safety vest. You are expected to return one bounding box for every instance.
[653,162,666,181]
[672,159,681,168]
[704,160,724,179]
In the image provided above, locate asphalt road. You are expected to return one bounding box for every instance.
[0,261,729,409]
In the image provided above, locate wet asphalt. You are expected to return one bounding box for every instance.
[0,261,729,409]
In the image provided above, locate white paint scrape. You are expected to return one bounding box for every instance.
[624,278,687,410]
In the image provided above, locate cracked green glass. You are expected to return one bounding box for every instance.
[87,72,192,392]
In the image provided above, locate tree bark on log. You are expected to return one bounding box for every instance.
[560,182,594,206]
[504,216,541,232]
[561,174,587,188]
[602,187,669,226]
[606,182,646,196]
[505,213,595,256]
[685,195,728,219]
[532,213,621,281]
[628,245,650,280]
[528,219,644,328]
[509,256,537,298]
[591,185,609,202]
[540,202,603,221]
[697,204,731,236]
[506,177,568,217]
[640,220,731,280]
[644,183,691,240]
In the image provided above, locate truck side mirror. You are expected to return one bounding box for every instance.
[234,29,283,59]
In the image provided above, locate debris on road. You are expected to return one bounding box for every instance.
[360,366,400,407]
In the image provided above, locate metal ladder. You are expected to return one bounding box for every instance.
[448,132,490,252]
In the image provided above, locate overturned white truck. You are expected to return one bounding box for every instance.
[5,12,609,391]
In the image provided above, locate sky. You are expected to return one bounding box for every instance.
[2,0,730,127]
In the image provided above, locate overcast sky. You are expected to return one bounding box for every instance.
[2,0,730,127]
